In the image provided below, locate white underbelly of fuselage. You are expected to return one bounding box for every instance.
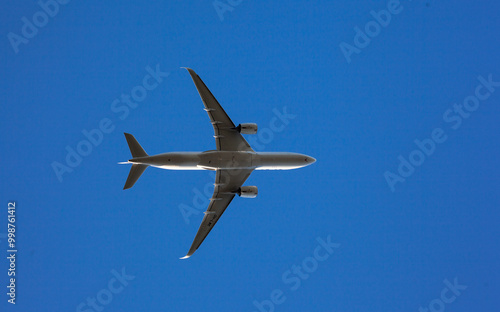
[155,165,204,170]
[255,165,304,170]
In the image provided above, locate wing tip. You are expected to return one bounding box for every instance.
[180,248,196,259]
[181,67,195,75]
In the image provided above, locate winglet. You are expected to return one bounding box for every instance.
[179,255,191,260]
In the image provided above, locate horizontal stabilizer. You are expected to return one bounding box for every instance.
[123,164,148,190]
[124,133,148,158]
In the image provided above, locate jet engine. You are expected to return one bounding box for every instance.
[237,186,258,198]
[236,123,258,134]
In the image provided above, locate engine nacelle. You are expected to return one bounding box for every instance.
[236,123,258,134]
[237,186,258,198]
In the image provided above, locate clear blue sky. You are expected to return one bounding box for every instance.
[1,1,499,311]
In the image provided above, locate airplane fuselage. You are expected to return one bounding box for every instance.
[129,151,316,171]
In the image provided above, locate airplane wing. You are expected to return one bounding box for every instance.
[181,169,253,259]
[183,67,254,152]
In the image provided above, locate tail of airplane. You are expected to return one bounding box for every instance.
[124,133,148,158]
[123,133,149,190]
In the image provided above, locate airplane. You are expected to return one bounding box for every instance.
[121,68,316,259]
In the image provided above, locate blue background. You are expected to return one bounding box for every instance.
[1,1,499,311]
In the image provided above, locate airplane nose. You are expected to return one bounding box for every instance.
[305,156,316,164]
